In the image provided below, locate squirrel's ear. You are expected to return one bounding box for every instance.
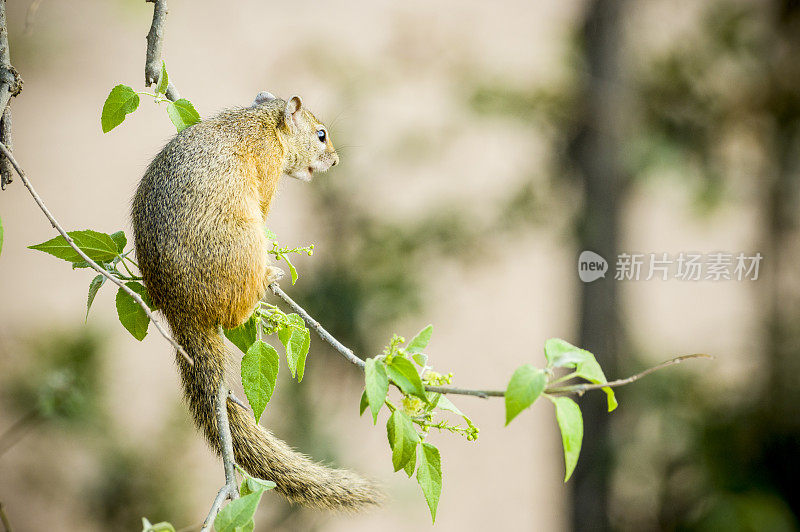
[283,96,303,128]
[252,91,276,107]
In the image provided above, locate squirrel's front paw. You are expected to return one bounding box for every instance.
[265,266,285,285]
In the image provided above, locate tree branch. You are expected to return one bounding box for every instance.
[269,283,366,369]
[199,382,239,532]
[423,386,503,399]
[268,283,711,399]
[0,0,22,190]
[144,0,179,102]
[545,354,714,395]
[141,4,242,526]
[0,142,193,365]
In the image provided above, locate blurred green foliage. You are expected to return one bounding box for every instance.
[1,327,192,530]
[5,329,105,428]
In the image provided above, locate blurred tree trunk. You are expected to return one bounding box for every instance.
[570,0,628,530]
[765,0,800,415]
[762,0,800,513]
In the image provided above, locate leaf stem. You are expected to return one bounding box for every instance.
[550,371,578,385]
[119,258,136,278]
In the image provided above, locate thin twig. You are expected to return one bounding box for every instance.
[199,383,239,532]
[0,501,12,532]
[268,282,712,400]
[269,283,365,369]
[423,386,503,399]
[0,142,193,365]
[228,390,248,410]
[144,0,179,102]
[217,383,237,488]
[200,485,234,532]
[545,354,714,395]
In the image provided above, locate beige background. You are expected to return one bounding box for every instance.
[0,1,756,530]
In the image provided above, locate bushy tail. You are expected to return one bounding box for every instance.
[171,321,383,510]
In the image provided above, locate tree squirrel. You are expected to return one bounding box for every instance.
[131,92,381,510]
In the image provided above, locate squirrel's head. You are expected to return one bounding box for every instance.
[253,92,339,182]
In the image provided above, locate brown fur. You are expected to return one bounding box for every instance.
[131,96,382,510]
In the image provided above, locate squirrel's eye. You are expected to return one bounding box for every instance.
[316,129,326,143]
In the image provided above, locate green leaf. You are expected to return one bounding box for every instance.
[130,280,153,308]
[213,491,264,532]
[295,330,310,380]
[283,254,299,285]
[406,324,433,354]
[386,410,420,472]
[359,390,369,416]
[544,338,617,412]
[110,230,127,253]
[156,60,169,95]
[86,274,105,321]
[166,98,201,132]
[550,396,583,482]
[364,358,389,424]
[101,84,140,133]
[277,314,309,381]
[505,364,547,425]
[545,338,591,368]
[29,230,121,263]
[412,353,428,367]
[386,357,427,400]
[240,476,276,496]
[403,442,417,477]
[264,227,277,239]
[225,313,258,355]
[241,340,279,422]
[416,442,442,523]
[436,395,464,417]
[115,282,151,341]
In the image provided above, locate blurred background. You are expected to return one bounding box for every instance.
[1,0,799,530]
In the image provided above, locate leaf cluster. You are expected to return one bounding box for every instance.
[224,303,311,422]
[101,62,200,134]
[360,332,619,521]
[28,229,155,339]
